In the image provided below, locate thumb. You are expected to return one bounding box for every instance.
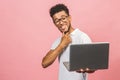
[62,32,65,37]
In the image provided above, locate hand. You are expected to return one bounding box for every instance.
[60,32,72,48]
[76,68,96,73]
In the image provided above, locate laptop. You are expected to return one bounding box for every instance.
[63,42,109,71]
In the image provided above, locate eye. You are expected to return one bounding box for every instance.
[54,19,59,23]
[62,17,66,20]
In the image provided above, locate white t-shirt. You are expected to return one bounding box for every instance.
[51,29,92,80]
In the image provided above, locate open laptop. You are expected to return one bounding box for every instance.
[63,42,109,71]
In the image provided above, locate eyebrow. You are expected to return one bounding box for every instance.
[54,15,68,20]
[61,15,68,17]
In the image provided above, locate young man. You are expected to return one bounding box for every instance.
[42,4,95,80]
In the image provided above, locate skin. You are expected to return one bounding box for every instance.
[42,11,73,68]
[41,10,95,73]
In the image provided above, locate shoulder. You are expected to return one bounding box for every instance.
[75,29,92,43]
[73,29,89,36]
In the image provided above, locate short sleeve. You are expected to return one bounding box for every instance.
[81,33,92,43]
[51,37,61,50]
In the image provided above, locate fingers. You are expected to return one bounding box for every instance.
[86,68,90,71]
[65,32,70,36]
[61,31,72,46]
[62,32,70,38]
[85,68,96,73]
[76,69,85,73]
[80,69,84,72]
[62,32,65,37]
[79,68,89,71]
[76,68,92,73]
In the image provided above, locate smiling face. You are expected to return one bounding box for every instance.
[52,11,72,33]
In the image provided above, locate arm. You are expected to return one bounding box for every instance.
[42,33,71,68]
[42,44,64,68]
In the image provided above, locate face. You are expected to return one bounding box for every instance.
[52,11,71,33]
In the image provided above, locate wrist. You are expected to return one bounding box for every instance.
[58,43,66,50]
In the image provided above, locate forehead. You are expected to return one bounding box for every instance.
[52,11,68,19]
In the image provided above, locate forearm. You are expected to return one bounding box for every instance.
[42,44,65,68]
[42,32,71,68]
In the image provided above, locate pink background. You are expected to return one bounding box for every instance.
[0,0,120,80]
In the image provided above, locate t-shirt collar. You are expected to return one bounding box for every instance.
[70,28,79,36]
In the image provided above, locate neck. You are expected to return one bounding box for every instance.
[69,26,74,33]
[64,25,74,34]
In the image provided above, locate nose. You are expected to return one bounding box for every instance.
[59,20,64,25]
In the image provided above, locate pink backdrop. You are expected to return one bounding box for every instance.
[0,0,120,80]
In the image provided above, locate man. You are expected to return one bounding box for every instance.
[42,3,95,80]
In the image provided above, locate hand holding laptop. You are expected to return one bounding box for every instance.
[76,68,96,73]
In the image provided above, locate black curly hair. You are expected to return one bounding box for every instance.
[49,4,69,18]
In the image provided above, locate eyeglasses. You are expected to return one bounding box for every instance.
[54,16,68,25]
